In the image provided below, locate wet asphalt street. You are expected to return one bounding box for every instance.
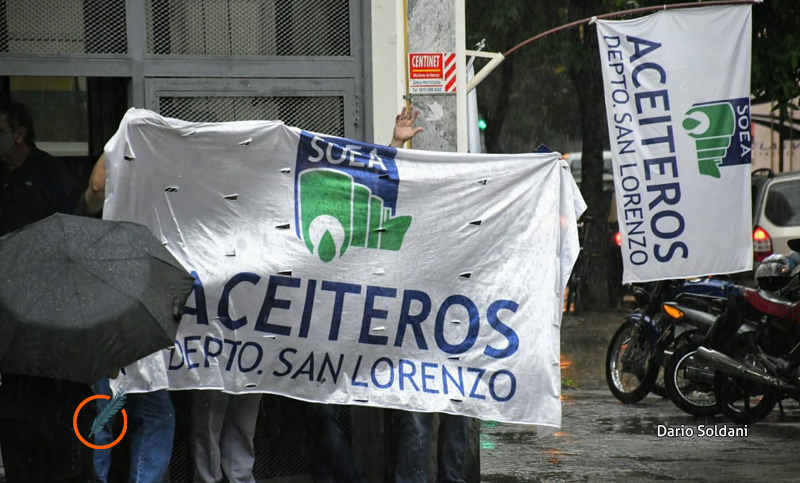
[479,311,800,483]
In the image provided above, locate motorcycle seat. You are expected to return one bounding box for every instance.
[744,287,800,320]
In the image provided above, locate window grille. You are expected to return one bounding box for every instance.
[146,0,351,57]
[0,0,127,55]
[158,95,345,136]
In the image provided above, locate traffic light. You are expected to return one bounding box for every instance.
[478,118,487,130]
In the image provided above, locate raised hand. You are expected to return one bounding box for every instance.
[390,106,424,147]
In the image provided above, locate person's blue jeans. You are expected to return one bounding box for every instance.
[305,404,367,483]
[396,412,468,483]
[93,379,175,483]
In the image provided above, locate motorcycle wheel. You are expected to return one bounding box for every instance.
[715,373,778,424]
[665,342,719,416]
[713,333,779,425]
[654,331,701,400]
[606,319,660,404]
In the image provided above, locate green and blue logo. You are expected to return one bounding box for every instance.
[682,98,752,178]
[294,133,412,262]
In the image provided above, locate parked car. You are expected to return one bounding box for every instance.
[750,169,800,263]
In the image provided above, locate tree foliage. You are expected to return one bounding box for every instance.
[467,0,800,149]
[751,0,800,109]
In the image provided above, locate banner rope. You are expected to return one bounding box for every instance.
[504,0,761,57]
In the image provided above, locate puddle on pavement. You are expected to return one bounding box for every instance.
[559,311,625,390]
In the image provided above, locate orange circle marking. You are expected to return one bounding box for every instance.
[73,394,128,449]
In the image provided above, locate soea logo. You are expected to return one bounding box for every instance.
[294,133,412,262]
[682,98,752,178]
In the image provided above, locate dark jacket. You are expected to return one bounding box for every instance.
[0,146,77,236]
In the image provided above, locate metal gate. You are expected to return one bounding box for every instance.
[0,0,366,138]
[1,1,367,481]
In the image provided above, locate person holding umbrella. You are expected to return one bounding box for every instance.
[0,147,194,483]
[0,100,90,483]
[81,151,264,483]
[78,154,178,483]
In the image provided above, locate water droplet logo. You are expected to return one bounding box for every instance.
[294,134,412,262]
[307,214,347,263]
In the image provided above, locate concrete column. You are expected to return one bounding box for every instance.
[406,0,467,152]
[369,0,467,152]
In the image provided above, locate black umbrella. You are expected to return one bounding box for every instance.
[0,213,195,384]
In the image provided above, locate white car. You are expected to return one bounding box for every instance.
[751,170,800,262]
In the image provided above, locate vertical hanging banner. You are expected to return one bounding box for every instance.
[409,52,457,94]
[596,5,754,283]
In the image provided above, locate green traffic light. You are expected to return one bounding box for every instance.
[478,119,487,130]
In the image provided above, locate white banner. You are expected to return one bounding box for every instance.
[103,109,585,429]
[596,5,753,283]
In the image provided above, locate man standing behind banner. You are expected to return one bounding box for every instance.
[82,142,262,483]
[83,154,262,483]
[302,106,424,483]
[393,101,469,483]
[189,390,262,483]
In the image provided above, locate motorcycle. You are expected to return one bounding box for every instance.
[660,281,751,417]
[694,244,800,424]
[605,278,729,404]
